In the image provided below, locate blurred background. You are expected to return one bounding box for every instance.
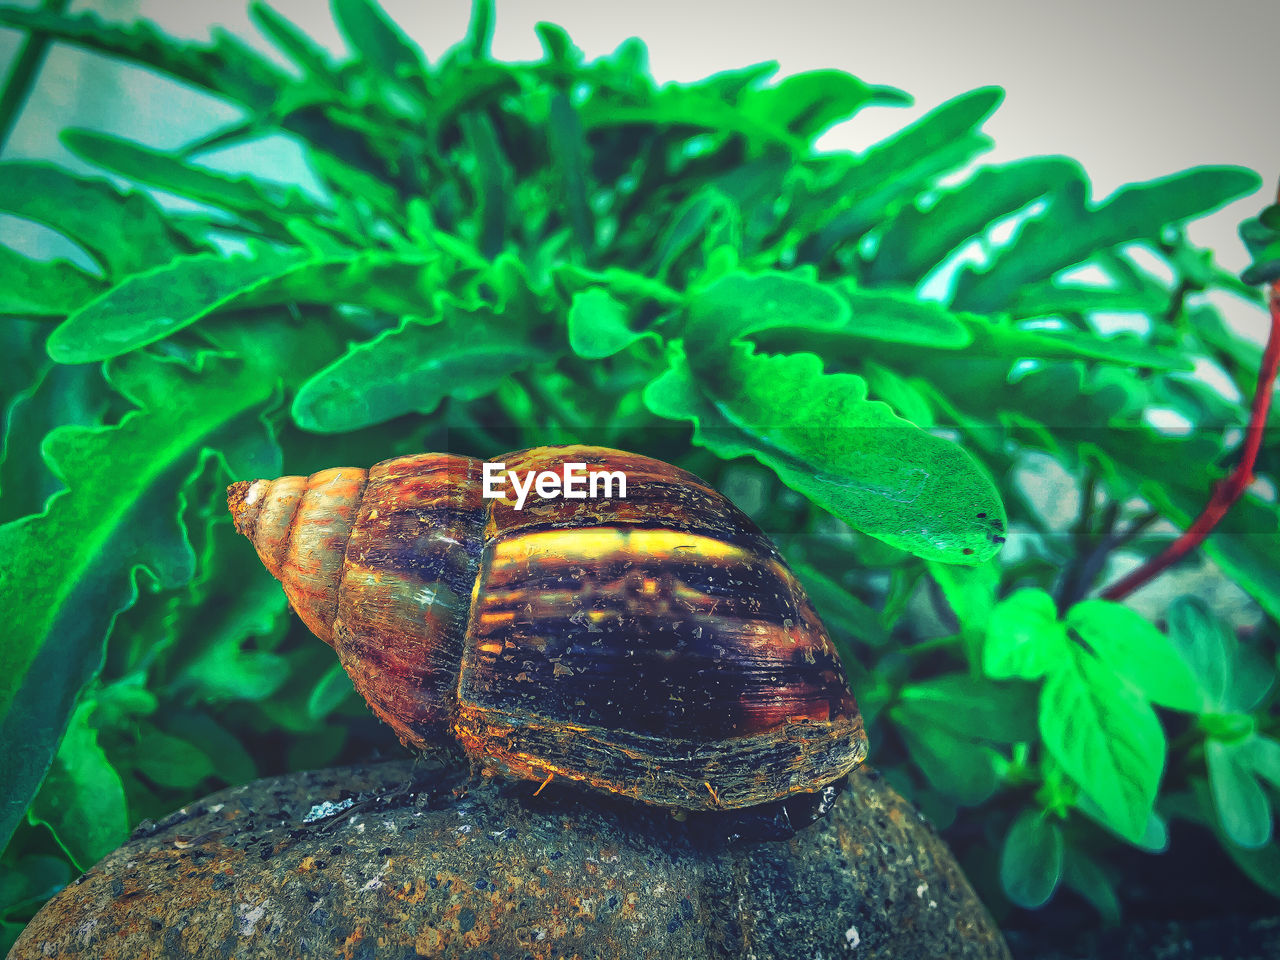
[3,0,1278,346]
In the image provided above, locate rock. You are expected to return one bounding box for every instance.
[9,759,1010,960]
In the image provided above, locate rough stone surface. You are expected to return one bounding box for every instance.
[9,760,1011,959]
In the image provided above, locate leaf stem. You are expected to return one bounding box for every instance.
[0,0,70,154]
[1101,194,1280,601]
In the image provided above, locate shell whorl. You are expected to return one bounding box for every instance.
[228,468,369,645]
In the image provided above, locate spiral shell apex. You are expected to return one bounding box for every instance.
[229,445,868,811]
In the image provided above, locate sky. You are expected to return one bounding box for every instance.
[2,0,1278,340]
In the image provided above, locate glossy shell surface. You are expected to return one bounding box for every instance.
[228,445,867,810]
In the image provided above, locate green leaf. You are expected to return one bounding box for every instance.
[26,701,127,871]
[869,156,1083,286]
[548,92,594,261]
[1185,780,1280,899]
[953,166,1262,312]
[0,245,104,318]
[1040,644,1165,843]
[684,271,849,358]
[1061,847,1120,925]
[984,588,1068,680]
[794,87,1003,260]
[0,6,290,111]
[164,712,257,787]
[293,306,556,432]
[891,704,999,804]
[567,288,649,359]
[740,69,909,141]
[897,674,1038,744]
[1000,809,1064,908]
[1206,739,1272,849]
[1165,596,1235,711]
[927,558,999,647]
[307,662,357,721]
[333,0,424,82]
[1065,599,1202,712]
[174,639,288,704]
[0,351,276,856]
[1238,735,1280,792]
[0,162,183,276]
[47,246,437,363]
[61,128,324,233]
[131,726,216,790]
[248,2,338,84]
[645,342,1006,563]
[833,284,972,348]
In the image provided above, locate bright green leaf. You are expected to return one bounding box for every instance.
[897,673,1037,744]
[1066,599,1202,712]
[568,288,648,359]
[645,342,1007,563]
[308,662,357,721]
[892,705,999,805]
[741,69,909,141]
[1000,809,1063,908]
[1206,739,1272,849]
[984,588,1067,681]
[1238,735,1280,792]
[131,726,216,790]
[0,245,104,318]
[1040,645,1165,844]
[1165,596,1235,711]
[292,306,555,432]
[333,0,424,81]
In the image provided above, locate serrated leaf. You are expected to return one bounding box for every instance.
[953,166,1262,312]
[835,284,972,348]
[684,271,849,358]
[644,342,1006,563]
[1066,599,1202,712]
[870,156,1083,286]
[47,246,437,363]
[1000,809,1063,908]
[568,288,650,359]
[0,5,289,110]
[0,162,184,277]
[794,87,1003,260]
[0,245,104,318]
[26,701,127,872]
[333,0,425,82]
[740,69,909,142]
[248,2,339,85]
[61,128,324,234]
[1206,739,1272,849]
[0,351,276,856]
[984,588,1068,680]
[1040,644,1165,843]
[292,307,556,432]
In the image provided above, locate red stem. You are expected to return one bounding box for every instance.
[1101,258,1280,601]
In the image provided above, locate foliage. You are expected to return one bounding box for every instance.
[0,0,1276,947]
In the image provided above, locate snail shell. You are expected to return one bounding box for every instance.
[227,445,867,810]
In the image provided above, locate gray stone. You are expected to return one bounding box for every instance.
[8,759,1011,959]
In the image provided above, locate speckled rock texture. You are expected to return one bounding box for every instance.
[9,759,1010,960]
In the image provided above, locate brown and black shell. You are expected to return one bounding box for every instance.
[227,444,868,810]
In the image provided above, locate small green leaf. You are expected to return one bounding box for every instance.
[27,701,127,871]
[984,588,1068,681]
[644,343,1006,563]
[1000,809,1064,908]
[131,726,216,790]
[684,272,848,358]
[833,284,972,348]
[568,288,647,359]
[1166,596,1234,711]
[293,307,555,432]
[548,92,594,262]
[1207,739,1272,849]
[248,2,338,84]
[1066,599,1202,712]
[1040,645,1165,843]
[928,558,999,654]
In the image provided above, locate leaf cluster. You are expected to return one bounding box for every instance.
[0,0,1276,946]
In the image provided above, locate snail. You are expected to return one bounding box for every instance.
[227,444,868,811]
